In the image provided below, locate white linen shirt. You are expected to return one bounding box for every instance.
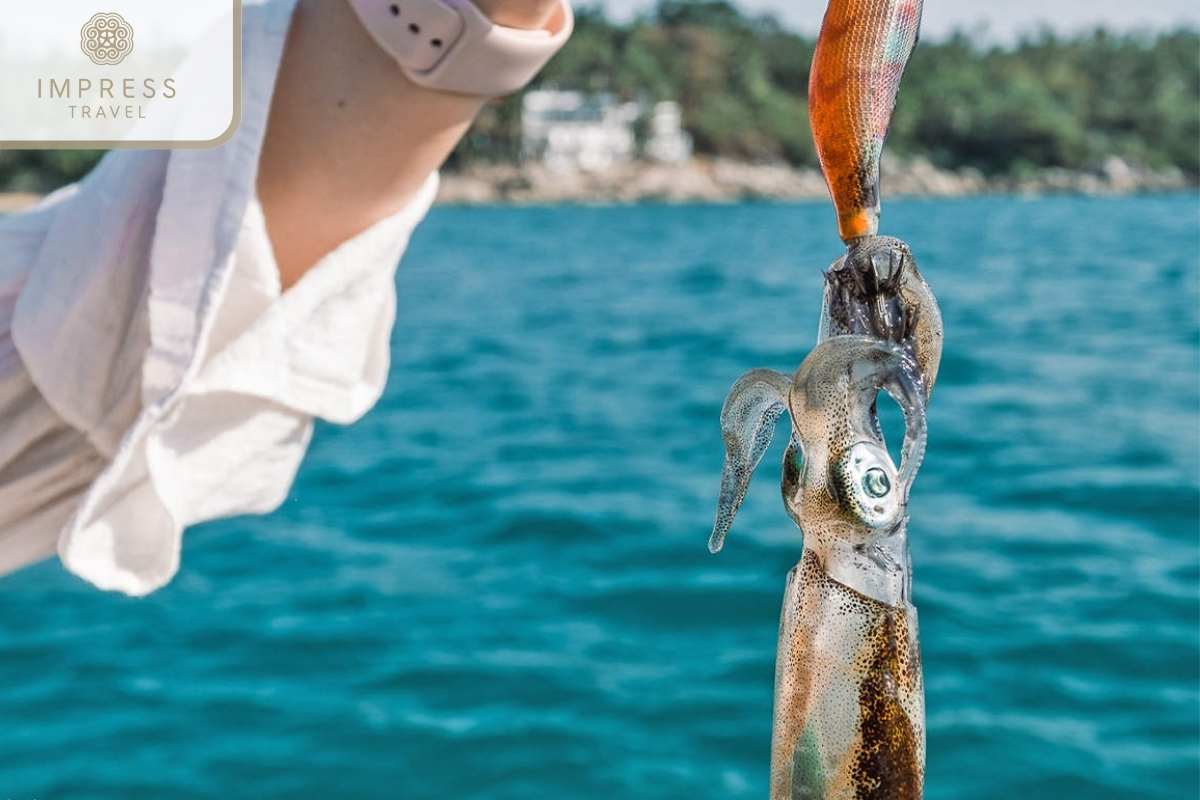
[0,0,438,595]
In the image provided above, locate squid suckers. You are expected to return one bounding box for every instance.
[809,0,923,241]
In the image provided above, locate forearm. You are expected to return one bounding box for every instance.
[257,0,558,288]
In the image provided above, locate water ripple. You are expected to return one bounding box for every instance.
[0,195,1196,799]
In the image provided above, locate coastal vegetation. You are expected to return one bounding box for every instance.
[462,1,1199,177]
[1,1,1196,191]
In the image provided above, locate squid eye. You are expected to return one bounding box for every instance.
[829,442,902,531]
[862,467,890,498]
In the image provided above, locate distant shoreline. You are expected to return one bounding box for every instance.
[0,157,1193,215]
[436,155,1195,205]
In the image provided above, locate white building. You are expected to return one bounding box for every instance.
[521,90,639,171]
[521,91,693,170]
[643,101,693,164]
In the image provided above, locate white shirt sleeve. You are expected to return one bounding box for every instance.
[58,174,438,596]
[0,0,441,595]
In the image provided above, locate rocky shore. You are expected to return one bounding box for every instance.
[0,157,1191,216]
[436,155,1195,205]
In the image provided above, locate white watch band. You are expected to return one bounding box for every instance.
[347,0,573,97]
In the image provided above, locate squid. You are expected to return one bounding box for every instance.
[708,1,941,797]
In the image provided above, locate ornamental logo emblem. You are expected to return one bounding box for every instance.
[80,12,134,66]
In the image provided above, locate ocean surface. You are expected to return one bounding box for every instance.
[2,194,1197,799]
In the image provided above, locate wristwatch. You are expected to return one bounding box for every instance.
[347,0,574,97]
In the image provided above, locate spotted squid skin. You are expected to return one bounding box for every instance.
[809,0,923,242]
[771,551,923,800]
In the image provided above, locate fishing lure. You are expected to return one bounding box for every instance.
[809,0,923,242]
[708,1,937,797]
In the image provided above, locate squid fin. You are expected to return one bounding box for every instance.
[709,369,793,553]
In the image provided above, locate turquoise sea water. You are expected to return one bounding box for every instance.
[2,195,1197,799]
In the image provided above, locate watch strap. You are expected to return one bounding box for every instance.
[347,0,573,97]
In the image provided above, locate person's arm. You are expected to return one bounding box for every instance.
[256,0,560,289]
